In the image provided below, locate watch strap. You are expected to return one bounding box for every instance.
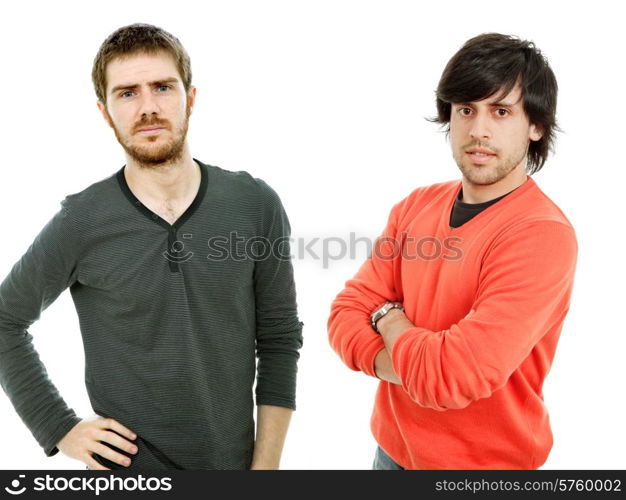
[371,302,404,334]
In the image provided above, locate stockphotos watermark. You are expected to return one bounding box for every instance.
[3,473,171,496]
[162,231,464,269]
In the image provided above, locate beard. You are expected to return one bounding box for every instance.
[453,140,528,186]
[110,105,191,168]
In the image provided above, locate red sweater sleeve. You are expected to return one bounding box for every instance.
[390,221,578,411]
[328,201,405,377]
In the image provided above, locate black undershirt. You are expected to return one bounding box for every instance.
[449,186,514,228]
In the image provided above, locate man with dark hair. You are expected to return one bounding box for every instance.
[328,33,577,469]
[0,23,303,470]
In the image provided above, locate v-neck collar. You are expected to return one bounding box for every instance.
[116,158,208,233]
[445,175,535,232]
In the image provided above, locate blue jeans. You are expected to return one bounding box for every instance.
[372,446,405,470]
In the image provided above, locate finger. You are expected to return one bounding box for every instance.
[98,430,138,455]
[92,443,132,468]
[85,456,110,471]
[100,418,137,441]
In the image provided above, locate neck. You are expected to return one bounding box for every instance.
[461,163,528,204]
[124,147,199,203]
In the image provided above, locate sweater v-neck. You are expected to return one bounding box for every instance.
[444,175,536,233]
[116,158,208,234]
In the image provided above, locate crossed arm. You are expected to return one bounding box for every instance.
[372,310,414,385]
[328,200,578,411]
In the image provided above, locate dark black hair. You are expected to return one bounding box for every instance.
[430,33,559,174]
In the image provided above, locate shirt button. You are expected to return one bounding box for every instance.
[152,214,158,220]
[135,201,141,206]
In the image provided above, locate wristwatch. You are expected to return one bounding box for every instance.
[370,302,404,334]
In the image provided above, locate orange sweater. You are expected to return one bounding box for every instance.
[328,176,578,469]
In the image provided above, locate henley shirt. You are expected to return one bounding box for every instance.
[0,159,303,470]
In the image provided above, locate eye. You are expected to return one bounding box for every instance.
[458,107,472,116]
[495,108,509,117]
[157,85,171,92]
[120,90,135,98]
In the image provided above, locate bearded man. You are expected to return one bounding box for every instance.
[0,23,303,470]
[328,33,578,470]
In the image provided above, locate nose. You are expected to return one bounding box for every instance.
[137,90,160,117]
[468,110,491,140]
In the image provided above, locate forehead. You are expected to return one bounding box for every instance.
[105,51,181,92]
[457,84,524,107]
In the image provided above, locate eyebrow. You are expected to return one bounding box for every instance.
[456,95,522,108]
[488,99,518,108]
[109,78,179,95]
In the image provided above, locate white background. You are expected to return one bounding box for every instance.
[0,0,624,470]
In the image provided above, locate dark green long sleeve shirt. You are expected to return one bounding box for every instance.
[0,160,303,470]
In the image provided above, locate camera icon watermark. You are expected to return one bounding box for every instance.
[4,474,26,495]
[162,233,194,263]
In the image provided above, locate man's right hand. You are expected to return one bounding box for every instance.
[57,415,138,470]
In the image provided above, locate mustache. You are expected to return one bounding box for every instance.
[462,141,498,153]
[133,117,170,133]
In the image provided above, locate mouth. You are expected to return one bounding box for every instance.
[466,148,496,164]
[137,126,165,135]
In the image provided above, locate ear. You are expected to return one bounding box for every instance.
[529,123,543,142]
[97,101,114,128]
[187,86,197,114]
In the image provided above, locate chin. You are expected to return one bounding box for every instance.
[462,169,501,186]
